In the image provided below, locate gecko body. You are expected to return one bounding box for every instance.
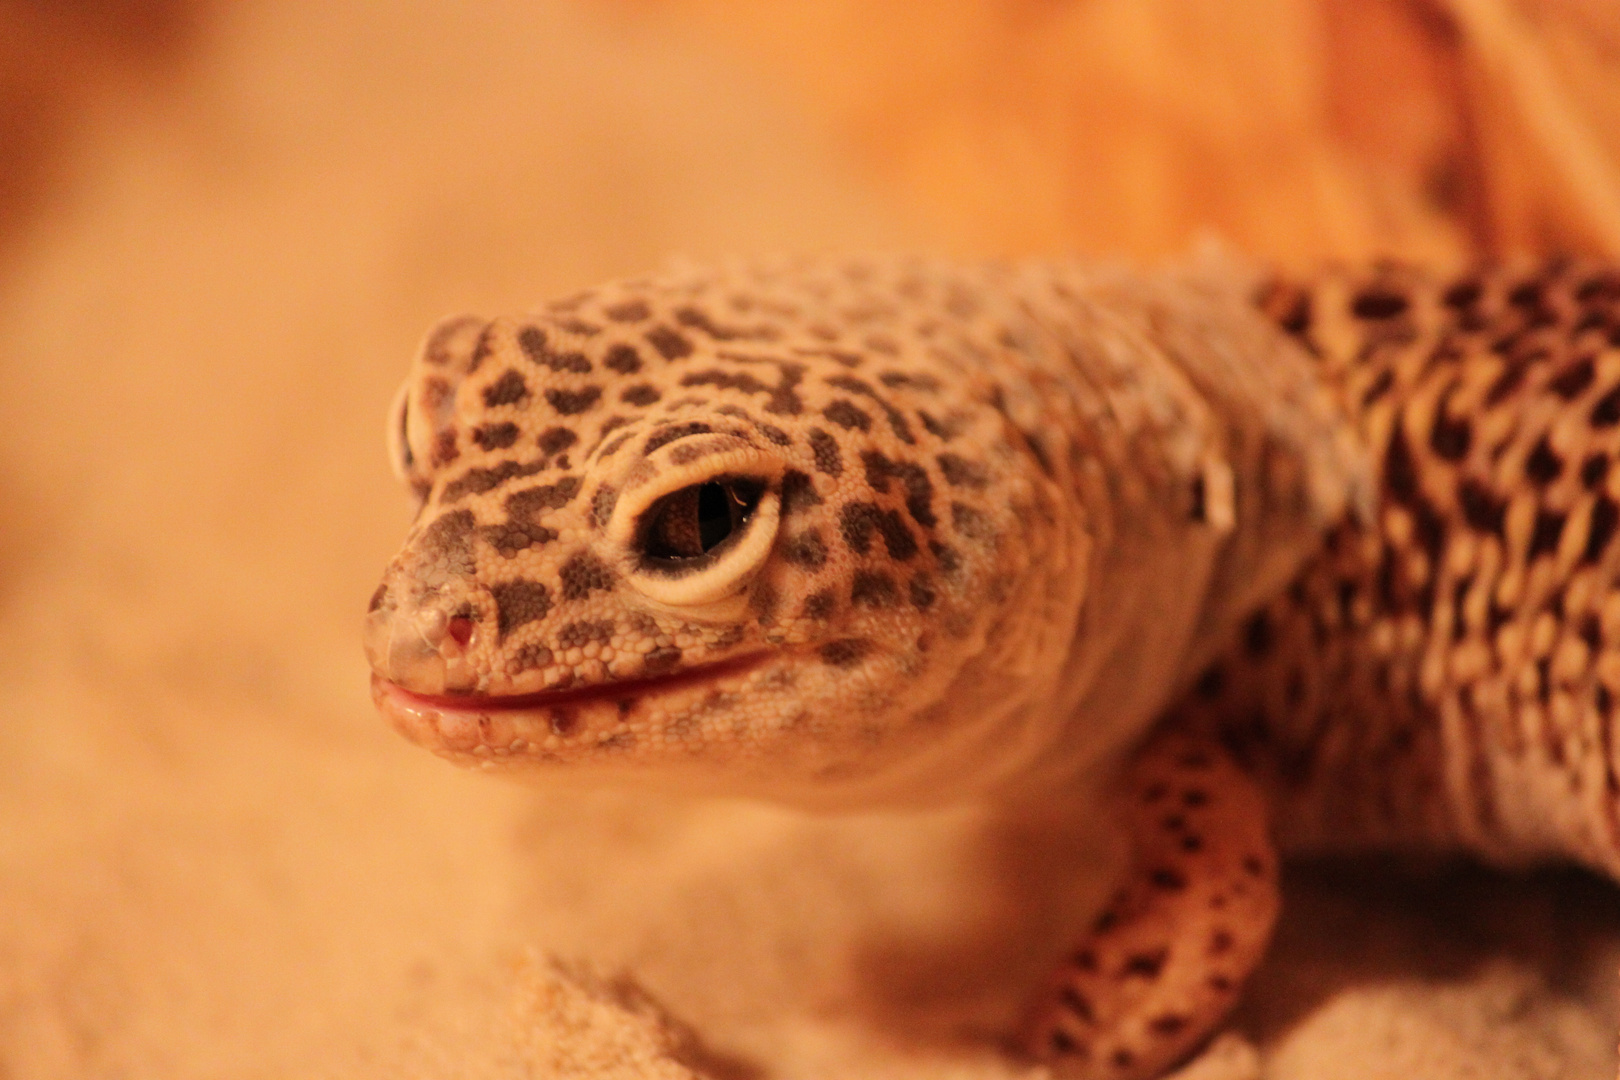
[365,256,1620,1077]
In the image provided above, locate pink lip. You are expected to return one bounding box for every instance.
[374,651,772,713]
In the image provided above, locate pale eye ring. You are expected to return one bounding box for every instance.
[637,477,765,573]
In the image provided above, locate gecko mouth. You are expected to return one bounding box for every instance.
[371,651,774,762]
[375,651,771,713]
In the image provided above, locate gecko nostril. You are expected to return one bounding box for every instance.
[447,617,475,647]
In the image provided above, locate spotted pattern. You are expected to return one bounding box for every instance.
[1185,263,1620,873]
[368,256,1620,1080]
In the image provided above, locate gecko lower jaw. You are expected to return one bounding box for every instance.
[370,652,773,763]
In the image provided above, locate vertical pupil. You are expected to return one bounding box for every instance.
[697,483,731,551]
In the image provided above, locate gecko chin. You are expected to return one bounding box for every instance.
[371,651,779,773]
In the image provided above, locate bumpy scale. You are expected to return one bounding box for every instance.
[365,255,1620,1078]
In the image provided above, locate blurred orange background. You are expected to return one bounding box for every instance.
[2,2,1618,1077]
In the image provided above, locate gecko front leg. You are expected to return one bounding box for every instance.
[1023,731,1278,1079]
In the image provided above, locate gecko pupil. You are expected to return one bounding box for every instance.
[643,479,762,563]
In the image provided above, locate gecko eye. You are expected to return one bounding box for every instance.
[640,479,764,568]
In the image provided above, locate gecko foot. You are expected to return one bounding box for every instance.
[1021,731,1279,1079]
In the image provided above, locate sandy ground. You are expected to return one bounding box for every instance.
[2,1,1620,1077]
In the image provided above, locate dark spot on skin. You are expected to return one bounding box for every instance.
[431,428,459,467]
[826,373,916,443]
[491,580,551,641]
[1148,867,1187,891]
[538,427,578,455]
[759,423,792,446]
[1111,1049,1135,1070]
[1584,496,1619,564]
[1352,289,1409,319]
[1384,424,1419,504]
[748,582,779,620]
[517,326,592,373]
[1486,361,1530,407]
[1244,612,1274,657]
[1242,855,1267,877]
[546,387,603,415]
[646,325,693,360]
[483,370,529,407]
[809,428,843,476]
[1195,667,1225,698]
[421,315,483,367]
[508,477,582,515]
[1580,612,1602,651]
[1121,949,1168,979]
[1430,400,1471,460]
[1019,429,1055,478]
[937,453,989,489]
[1459,481,1506,535]
[1361,369,1395,405]
[555,619,613,649]
[621,384,661,406]
[468,326,495,372]
[480,519,557,558]
[1059,986,1095,1023]
[819,639,870,667]
[950,501,995,542]
[513,643,553,671]
[644,422,714,454]
[685,359,806,415]
[1525,437,1563,484]
[1180,834,1204,853]
[918,409,968,441]
[782,530,828,569]
[851,570,899,607]
[1443,279,1481,309]
[473,422,520,450]
[930,539,962,577]
[1209,930,1234,955]
[674,305,778,342]
[600,432,633,458]
[862,450,937,527]
[1146,785,1170,804]
[909,574,935,610]
[1148,1015,1188,1037]
[604,344,643,374]
[549,710,579,736]
[1048,1031,1078,1056]
[801,590,836,620]
[591,484,618,528]
[823,399,871,431]
[559,551,615,600]
[670,441,726,466]
[604,300,650,323]
[1182,789,1209,808]
[1209,975,1233,993]
[1550,357,1595,399]
[780,470,823,516]
[642,646,681,674]
[1583,454,1609,490]
[1594,384,1620,427]
[1528,510,1566,559]
[841,502,918,560]
[441,459,546,503]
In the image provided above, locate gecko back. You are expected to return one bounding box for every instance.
[1182,261,1620,877]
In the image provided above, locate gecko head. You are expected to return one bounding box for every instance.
[365,262,1071,806]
